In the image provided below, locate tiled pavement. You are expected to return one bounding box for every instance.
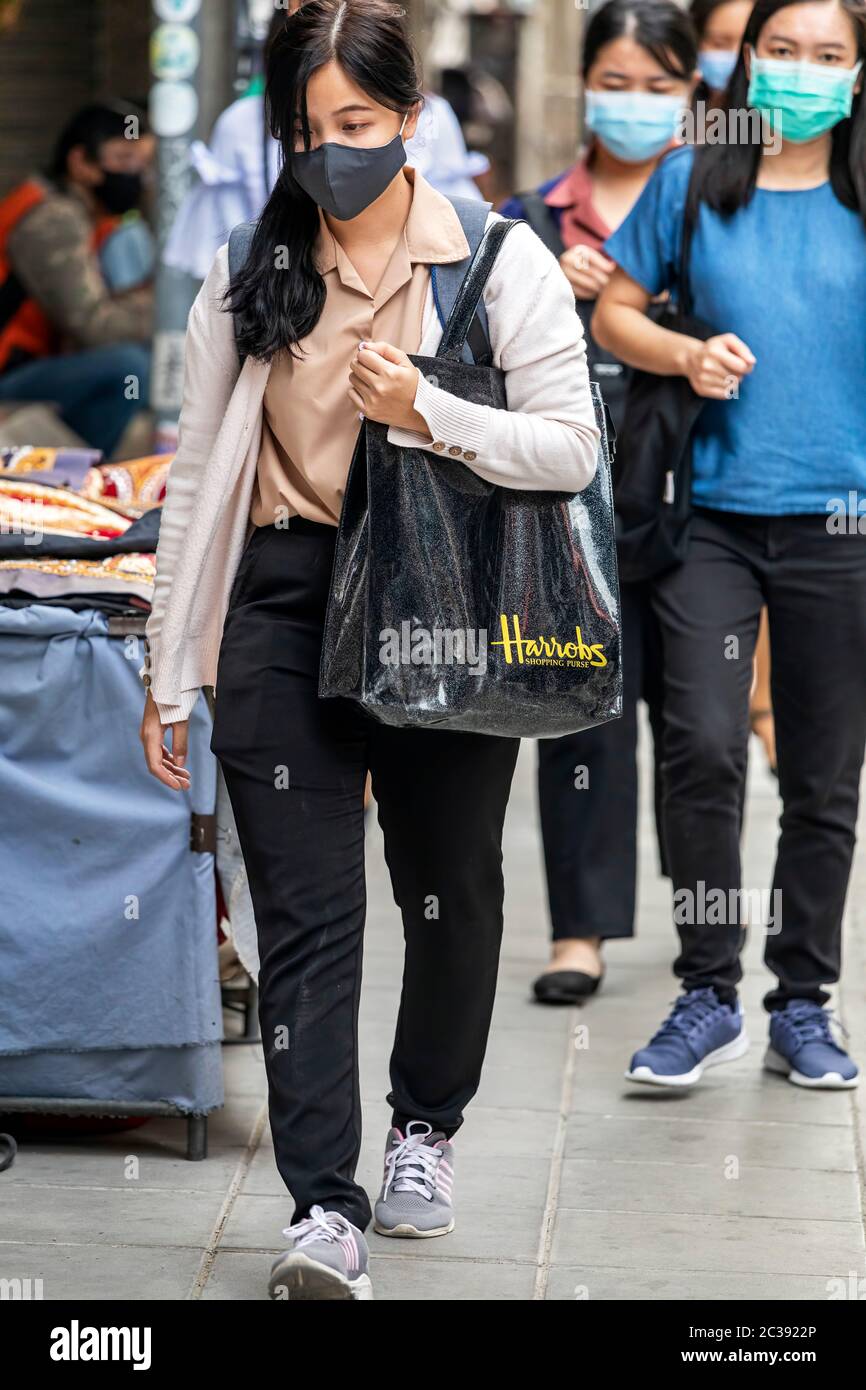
[3,726,865,1301]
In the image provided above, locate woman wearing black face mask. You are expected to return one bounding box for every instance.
[141,0,599,1301]
[0,102,153,457]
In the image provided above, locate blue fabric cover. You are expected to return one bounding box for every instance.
[0,605,223,1112]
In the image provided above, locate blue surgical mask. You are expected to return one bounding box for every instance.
[584,90,684,163]
[698,48,739,92]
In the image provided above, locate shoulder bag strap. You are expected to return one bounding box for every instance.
[675,154,702,319]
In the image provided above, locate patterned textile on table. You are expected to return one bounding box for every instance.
[0,451,173,513]
[0,446,102,493]
[84,454,172,509]
[0,477,132,541]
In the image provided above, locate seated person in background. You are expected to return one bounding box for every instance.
[0,103,154,459]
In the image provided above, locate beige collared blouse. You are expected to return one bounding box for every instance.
[249,167,470,527]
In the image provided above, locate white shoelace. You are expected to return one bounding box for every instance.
[281,1204,351,1249]
[383,1121,442,1200]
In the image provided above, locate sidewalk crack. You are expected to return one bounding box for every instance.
[533,1008,579,1300]
[187,1099,268,1299]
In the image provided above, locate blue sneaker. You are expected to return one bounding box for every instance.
[765,1001,859,1090]
[626,987,749,1088]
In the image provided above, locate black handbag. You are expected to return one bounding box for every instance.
[318,219,623,740]
[613,158,715,584]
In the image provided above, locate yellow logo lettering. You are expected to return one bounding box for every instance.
[490,616,607,668]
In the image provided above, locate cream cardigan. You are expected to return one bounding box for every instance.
[145,213,601,723]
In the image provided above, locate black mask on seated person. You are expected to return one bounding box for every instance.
[96,169,143,216]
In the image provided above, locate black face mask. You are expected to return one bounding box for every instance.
[291,116,408,221]
[96,169,143,215]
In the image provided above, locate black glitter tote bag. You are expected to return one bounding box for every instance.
[319,218,622,739]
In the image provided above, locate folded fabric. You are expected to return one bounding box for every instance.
[0,551,155,603]
[0,446,103,493]
[0,592,149,617]
[86,455,172,509]
[0,496,160,560]
[0,478,132,547]
[0,451,172,513]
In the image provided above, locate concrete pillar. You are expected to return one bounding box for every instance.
[514,0,585,190]
[147,0,236,448]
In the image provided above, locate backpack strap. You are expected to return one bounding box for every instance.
[228,220,256,282]
[227,221,257,365]
[514,189,563,258]
[676,153,702,318]
[430,196,494,366]
[436,218,522,363]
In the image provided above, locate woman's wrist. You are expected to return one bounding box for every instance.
[671,334,701,378]
[401,366,431,434]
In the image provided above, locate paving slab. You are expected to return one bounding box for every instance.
[543,1266,836,1301]
[551,1209,866,1278]
[0,1243,204,1302]
[2,727,864,1301]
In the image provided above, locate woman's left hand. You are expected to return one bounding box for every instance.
[348,341,429,432]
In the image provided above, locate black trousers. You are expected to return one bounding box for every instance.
[652,508,866,1009]
[210,520,519,1231]
[537,579,667,940]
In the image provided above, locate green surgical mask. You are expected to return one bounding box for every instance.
[747,49,862,142]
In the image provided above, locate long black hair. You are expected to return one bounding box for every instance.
[226,0,422,363]
[692,0,866,224]
[582,0,698,82]
[689,0,737,44]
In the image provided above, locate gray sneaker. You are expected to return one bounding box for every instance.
[268,1205,373,1301]
[373,1121,455,1238]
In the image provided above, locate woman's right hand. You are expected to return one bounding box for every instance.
[140,691,192,791]
[559,244,616,300]
[681,333,755,399]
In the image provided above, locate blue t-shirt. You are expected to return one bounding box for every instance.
[604,146,866,515]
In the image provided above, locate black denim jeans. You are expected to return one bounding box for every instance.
[210,519,519,1231]
[652,507,866,1010]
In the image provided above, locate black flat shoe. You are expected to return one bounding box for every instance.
[532,969,604,1005]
